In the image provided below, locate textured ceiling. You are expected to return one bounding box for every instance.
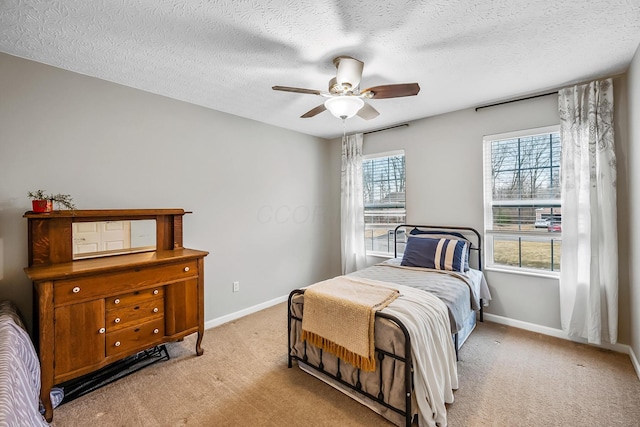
[1,0,640,139]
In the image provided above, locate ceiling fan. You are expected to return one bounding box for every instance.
[272,56,420,121]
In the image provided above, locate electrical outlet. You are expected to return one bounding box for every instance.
[232,281,240,292]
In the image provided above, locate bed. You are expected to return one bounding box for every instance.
[0,301,50,426]
[288,225,491,427]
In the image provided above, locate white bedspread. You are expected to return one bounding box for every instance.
[382,284,458,427]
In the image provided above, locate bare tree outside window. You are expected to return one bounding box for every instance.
[492,135,560,200]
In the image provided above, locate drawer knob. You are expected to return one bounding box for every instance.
[153,328,159,334]
[153,307,159,313]
[153,289,159,295]
[184,266,190,272]
[72,287,81,293]
[114,298,120,304]
[115,341,121,347]
[114,318,121,324]
[98,328,105,334]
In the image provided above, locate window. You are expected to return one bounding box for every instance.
[483,126,561,274]
[363,151,406,256]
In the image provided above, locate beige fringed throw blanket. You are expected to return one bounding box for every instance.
[300,277,400,372]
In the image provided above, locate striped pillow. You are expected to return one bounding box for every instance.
[401,236,469,272]
[408,230,471,271]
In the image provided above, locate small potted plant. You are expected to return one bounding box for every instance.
[28,190,76,213]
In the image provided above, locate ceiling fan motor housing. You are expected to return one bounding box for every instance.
[333,56,364,91]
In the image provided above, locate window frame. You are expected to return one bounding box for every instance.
[482,125,561,277]
[362,150,406,258]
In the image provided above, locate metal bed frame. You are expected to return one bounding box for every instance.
[287,225,483,427]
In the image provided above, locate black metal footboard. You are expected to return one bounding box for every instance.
[288,289,414,427]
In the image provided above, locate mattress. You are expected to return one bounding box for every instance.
[349,258,490,334]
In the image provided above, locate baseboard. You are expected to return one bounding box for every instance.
[629,346,640,381]
[484,313,640,380]
[204,294,288,330]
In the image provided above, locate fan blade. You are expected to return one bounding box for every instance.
[362,83,420,99]
[357,102,379,120]
[272,86,322,95]
[301,104,326,118]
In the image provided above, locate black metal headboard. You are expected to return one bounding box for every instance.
[392,224,482,271]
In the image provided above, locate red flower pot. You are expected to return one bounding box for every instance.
[32,200,53,213]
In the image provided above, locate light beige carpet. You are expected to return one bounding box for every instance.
[51,303,640,426]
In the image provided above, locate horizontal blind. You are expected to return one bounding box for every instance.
[363,154,405,209]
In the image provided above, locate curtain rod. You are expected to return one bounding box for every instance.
[475,72,625,112]
[364,123,409,135]
[475,91,558,111]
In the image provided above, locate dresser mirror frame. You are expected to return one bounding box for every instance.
[24,209,187,267]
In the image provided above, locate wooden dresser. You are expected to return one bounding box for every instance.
[24,209,208,422]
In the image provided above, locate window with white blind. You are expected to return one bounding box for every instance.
[483,126,561,274]
[363,151,406,256]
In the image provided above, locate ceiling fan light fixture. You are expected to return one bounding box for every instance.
[324,96,364,120]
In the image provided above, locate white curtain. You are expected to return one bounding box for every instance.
[341,133,366,274]
[558,78,618,344]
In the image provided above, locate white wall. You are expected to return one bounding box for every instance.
[628,44,640,363]
[330,78,632,342]
[0,53,341,331]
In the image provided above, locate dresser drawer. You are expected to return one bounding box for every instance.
[54,261,197,305]
[106,296,164,332]
[105,287,164,309]
[106,318,164,357]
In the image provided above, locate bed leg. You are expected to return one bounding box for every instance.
[454,333,459,361]
[287,308,293,368]
[288,292,293,368]
[480,298,484,322]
